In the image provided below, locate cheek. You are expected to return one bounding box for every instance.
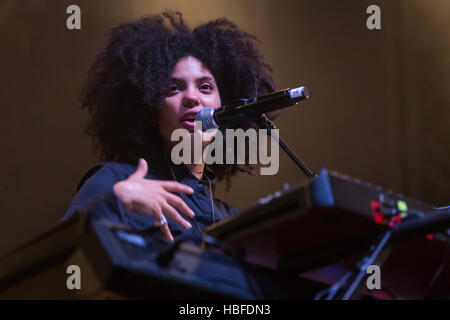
[157,99,180,133]
[159,99,178,121]
[162,97,178,114]
[155,107,167,131]
[212,93,222,108]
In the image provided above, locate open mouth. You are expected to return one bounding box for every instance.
[181,109,201,129]
[181,117,197,129]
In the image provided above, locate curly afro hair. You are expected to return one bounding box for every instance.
[81,11,275,187]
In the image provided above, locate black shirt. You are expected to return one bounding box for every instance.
[62,161,240,236]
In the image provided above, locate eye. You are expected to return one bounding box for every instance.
[169,84,180,92]
[200,83,213,91]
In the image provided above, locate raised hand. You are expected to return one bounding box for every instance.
[113,158,195,242]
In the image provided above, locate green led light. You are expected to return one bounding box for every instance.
[397,200,408,212]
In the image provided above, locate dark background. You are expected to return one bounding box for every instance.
[0,0,449,256]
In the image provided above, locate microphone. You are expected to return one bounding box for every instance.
[196,86,310,131]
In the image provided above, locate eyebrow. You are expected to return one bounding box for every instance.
[170,76,216,83]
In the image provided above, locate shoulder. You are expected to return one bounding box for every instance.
[63,162,139,222]
[75,162,138,192]
[74,160,167,193]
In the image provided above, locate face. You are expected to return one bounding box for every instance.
[157,56,221,149]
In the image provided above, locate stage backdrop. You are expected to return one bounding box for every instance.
[0,0,449,256]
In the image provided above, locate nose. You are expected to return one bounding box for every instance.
[182,88,200,108]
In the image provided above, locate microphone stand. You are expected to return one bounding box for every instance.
[314,230,394,300]
[256,112,450,299]
[257,113,386,299]
[257,114,317,179]
[315,211,450,300]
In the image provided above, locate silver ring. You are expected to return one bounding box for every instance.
[154,215,167,227]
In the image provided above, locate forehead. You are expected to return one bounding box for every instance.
[171,56,215,80]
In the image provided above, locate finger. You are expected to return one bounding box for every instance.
[163,204,192,230]
[165,193,196,218]
[159,181,194,194]
[130,158,148,180]
[160,223,174,242]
